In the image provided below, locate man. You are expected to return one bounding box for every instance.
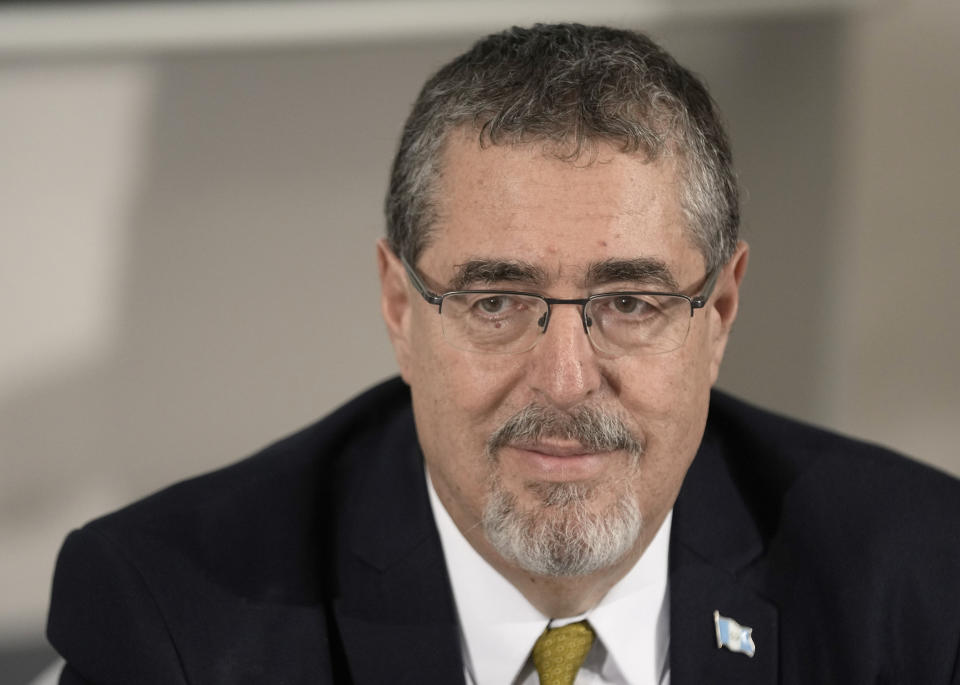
[48,24,960,685]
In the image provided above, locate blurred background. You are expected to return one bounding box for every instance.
[2,0,958,679]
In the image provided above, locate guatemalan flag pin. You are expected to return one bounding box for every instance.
[713,610,756,658]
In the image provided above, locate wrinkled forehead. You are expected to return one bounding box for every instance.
[421,131,703,286]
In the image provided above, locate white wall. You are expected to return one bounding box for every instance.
[828,0,960,462]
[1,0,958,648]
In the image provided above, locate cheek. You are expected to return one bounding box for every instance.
[406,319,532,524]
[407,307,527,409]
[616,345,708,421]
[615,348,712,504]
[406,309,528,467]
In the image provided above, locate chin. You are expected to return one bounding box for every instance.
[481,473,643,577]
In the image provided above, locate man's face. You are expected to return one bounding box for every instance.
[379,130,746,578]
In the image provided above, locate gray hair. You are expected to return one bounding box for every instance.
[385,23,739,274]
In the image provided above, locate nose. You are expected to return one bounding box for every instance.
[527,303,603,410]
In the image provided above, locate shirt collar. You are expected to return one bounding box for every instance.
[427,473,671,685]
[588,510,671,684]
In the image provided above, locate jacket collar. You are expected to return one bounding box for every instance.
[331,402,464,683]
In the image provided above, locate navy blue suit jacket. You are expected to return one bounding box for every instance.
[48,377,960,683]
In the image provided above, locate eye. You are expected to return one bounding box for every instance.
[612,296,649,314]
[477,295,510,315]
[591,294,665,323]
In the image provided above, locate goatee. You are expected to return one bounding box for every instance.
[481,404,644,577]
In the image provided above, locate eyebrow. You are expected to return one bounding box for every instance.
[585,258,679,291]
[448,260,548,291]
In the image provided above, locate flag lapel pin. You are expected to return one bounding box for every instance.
[713,610,756,658]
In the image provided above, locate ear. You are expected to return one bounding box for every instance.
[377,239,414,382]
[708,240,749,382]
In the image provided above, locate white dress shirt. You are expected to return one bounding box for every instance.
[427,475,672,685]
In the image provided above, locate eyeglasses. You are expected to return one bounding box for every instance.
[401,255,720,356]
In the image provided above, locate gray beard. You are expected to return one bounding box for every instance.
[482,476,643,577]
[480,404,644,577]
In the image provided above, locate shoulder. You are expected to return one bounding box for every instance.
[47,377,415,683]
[707,389,960,529]
[706,390,960,680]
[83,375,413,598]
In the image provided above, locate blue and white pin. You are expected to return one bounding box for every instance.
[713,610,756,658]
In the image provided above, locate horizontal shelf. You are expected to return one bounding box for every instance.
[0,0,880,56]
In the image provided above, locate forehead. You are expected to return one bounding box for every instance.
[424,131,701,282]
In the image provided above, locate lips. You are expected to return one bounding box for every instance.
[508,440,599,458]
[502,441,615,481]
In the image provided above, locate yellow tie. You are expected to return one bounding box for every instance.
[532,620,596,685]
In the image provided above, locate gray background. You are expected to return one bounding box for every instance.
[2,0,958,677]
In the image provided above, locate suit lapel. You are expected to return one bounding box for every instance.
[670,553,778,684]
[669,425,779,685]
[330,405,464,684]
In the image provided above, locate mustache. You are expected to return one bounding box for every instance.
[486,404,643,459]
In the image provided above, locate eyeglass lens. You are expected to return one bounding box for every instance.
[437,292,692,355]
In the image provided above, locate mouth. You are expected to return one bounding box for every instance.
[509,440,600,458]
[502,441,618,481]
